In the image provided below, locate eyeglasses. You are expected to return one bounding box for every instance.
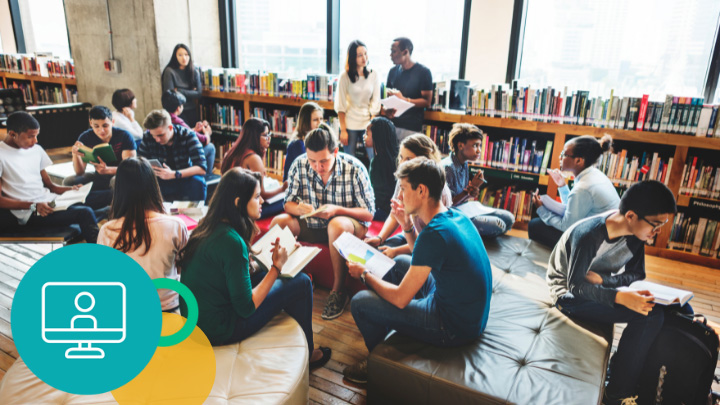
[261,133,271,139]
[638,215,669,232]
[559,151,576,159]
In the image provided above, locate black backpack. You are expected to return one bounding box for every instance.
[637,311,719,405]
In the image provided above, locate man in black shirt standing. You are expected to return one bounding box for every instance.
[382,37,433,140]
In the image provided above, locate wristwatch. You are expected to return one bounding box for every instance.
[175,170,182,179]
[360,269,369,285]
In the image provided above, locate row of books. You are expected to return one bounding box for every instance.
[679,158,720,199]
[477,138,552,175]
[596,150,673,188]
[200,68,337,101]
[0,53,75,78]
[252,108,295,136]
[478,187,533,223]
[36,86,78,105]
[464,83,720,137]
[200,103,243,132]
[667,214,720,258]
[7,82,33,104]
[266,145,285,175]
[423,125,451,155]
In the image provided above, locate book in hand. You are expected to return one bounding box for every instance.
[50,182,93,211]
[332,232,395,279]
[78,143,117,164]
[251,225,321,278]
[299,205,327,219]
[617,280,693,306]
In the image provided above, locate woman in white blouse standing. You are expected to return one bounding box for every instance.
[335,40,381,160]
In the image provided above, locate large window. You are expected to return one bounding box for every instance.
[235,0,326,75]
[517,0,720,100]
[18,0,71,59]
[338,0,466,81]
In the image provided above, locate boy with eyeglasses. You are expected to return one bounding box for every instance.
[546,180,686,405]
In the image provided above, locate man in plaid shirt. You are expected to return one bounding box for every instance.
[271,126,375,320]
[139,110,207,201]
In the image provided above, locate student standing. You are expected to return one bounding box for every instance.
[98,158,188,312]
[162,44,202,126]
[530,135,619,248]
[0,112,100,243]
[381,37,433,140]
[220,118,288,218]
[283,102,324,181]
[335,40,381,160]
[364,117,398,221]
[111,89,144,142]
[178,168,331,368]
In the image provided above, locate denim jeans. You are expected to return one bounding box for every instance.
[158,175,206,202]
[383,234,406,248]
[62,172,113,209]
[260,199,284,219]
[351,256,472,352]
[226,272,314,354]
[556,295,693,398]
[470,208,515,238]
[203,143,216,178]
[345,129,373,160]
[0,205,99,243]
[528,217,564,248]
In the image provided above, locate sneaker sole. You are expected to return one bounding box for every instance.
[321,306,345,320]
[343,375,367,385]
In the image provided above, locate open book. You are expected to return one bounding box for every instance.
[51,183,93,211]
[332,232,395,279]
[300,205,327,219]
[540,194,566,216]
[380,95,414,118]
[617,280,694,306]
[252,225,321,278]
[78,143,117,164]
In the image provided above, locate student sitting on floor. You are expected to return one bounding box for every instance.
[530,134,619,248]
[178,167,331,368]
[365,134,453,259]
[546,180,688,405]
[161,89,216,179]
[283,102,324,181]
[271,126,375,320]
[111,88,144,142]
[98,157,188,313]
[66,105,137,207]
[0,112,100,243]
[220,117,288,218]
[441,123,515,237]
[138,109,207,202]
[343,157,492,384]
[364,117,399,221]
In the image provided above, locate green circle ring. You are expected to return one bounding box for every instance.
[152,279,198,347]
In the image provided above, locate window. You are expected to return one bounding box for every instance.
[18,0,71,59]
[235,0,326,75]
[715,80,720,104]
[517,0,720,100]
[338,0,465,82]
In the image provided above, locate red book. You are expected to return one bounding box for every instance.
[637,95,650,131]
[176,214,198,231]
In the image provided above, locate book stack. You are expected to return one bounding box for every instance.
[200,103,243,133]
[595,150,673,188]
[200,67,337,101]
[252,107,295,137]
[0,53,75,78]
[465,83,720,137]
[679,158,720,199]
[478,186,533,222]
[667,214,720,258]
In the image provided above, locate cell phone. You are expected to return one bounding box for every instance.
[147,159,163,168]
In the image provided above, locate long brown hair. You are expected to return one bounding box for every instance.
[400,134,442,163]
[178,168,261,268]
[220,117,270,173]
[109,158,165,255]
[292,102,323,142]
[345,40,370,83]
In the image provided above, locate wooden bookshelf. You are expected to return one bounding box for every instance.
[201,92,720,268]
[0,72,78,106]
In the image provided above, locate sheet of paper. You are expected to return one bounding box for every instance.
[453,201,497,218]
[540,194,566,216]
[53,183,93,211]
[332,232,395,279]
[380,95,415,118]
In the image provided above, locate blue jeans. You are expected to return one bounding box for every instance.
[556,295,693,398]
[0,205,99,243]
[62,172,113,209]
[226,272,314,353]
[203,143,216,179]
[528,217,564,248]
[351,256,472,352]
[260,199,284,219]
[158,175,206,202]
[470,208,515,238]
[345,129,373,160]
[383,233,407,248]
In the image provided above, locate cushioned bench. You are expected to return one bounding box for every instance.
[367,236,613,405]
[0,224,81,245]
[0,312,309,404]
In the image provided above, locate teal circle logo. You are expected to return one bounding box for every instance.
[12,244,162,395]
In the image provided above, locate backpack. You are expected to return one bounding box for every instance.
[637,311,719,405]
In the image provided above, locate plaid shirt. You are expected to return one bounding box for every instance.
[138,124,207,172]
[285,152,375,229]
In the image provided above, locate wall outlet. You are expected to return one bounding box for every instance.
[104,60,121,73]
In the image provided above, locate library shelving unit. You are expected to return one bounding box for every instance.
[201,92,720,268]
[0,72,78,106]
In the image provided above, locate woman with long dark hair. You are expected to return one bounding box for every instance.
[221,117,288,217]
[334,40,381,160]
[364,117,399,220]
[98,157,188,312]
[178,168,331,367]
[162,44,202,126]
[283,102,324,181]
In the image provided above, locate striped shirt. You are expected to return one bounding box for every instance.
[285,152,375,229]
[138,124,207,172]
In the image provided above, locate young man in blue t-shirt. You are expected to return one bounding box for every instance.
[343,157,492,384]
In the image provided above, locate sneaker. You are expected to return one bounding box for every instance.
[343,359,368,384]
[603,392,638,405]
[322,291,348,320]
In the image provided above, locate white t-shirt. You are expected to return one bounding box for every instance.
[112,111,144,141]
[0,142,57,220]
[334,70,381,130]
[98,214,188,311]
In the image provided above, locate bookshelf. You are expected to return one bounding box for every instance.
[201,92,720,268]
[0,72,78,106]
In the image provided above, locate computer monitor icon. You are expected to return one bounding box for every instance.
[41,282,126,359]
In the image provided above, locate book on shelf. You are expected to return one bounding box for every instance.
[201,102,243,132]
[617,280,693,306]
[477,186,534,222]
[667,213,720,258]
[252,225,321,278]
[679,158,720,199]
[0,53,75,78]
[595,149,672,188]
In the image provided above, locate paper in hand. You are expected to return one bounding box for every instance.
[380,96,414,118]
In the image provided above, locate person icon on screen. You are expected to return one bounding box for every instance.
[70,292,98,329]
